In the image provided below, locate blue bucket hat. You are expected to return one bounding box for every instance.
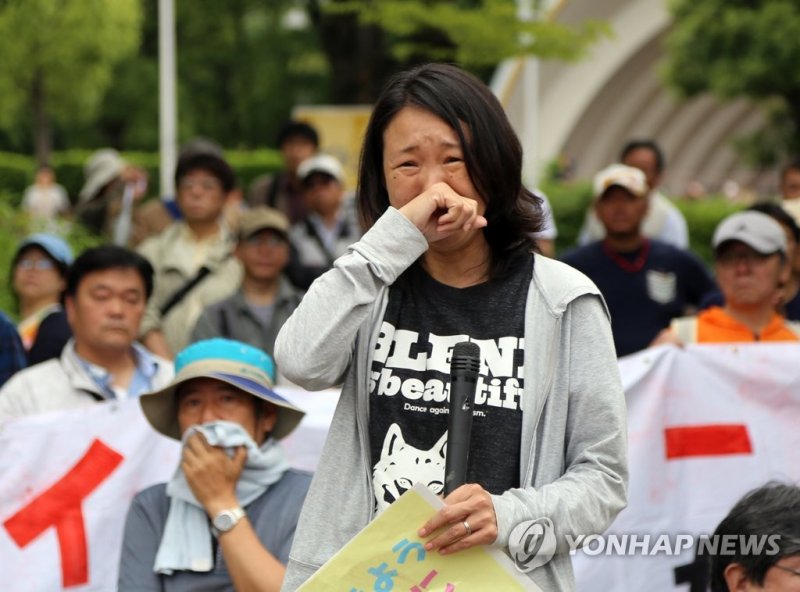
[140,339,305,441]
[15,233,74,267]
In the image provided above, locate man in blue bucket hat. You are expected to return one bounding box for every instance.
[119,338,310,592]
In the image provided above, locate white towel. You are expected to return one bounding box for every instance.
[153,421,289,574]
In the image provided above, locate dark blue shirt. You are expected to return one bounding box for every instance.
[562,240,716,357]
[0,312,25,387]
[27,309,71,366]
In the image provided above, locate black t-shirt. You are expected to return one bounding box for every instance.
[368,254,532,511]
[561,239,716,357]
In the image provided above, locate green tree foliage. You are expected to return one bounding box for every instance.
[0,1,330,153]
[79,0,329,151]
[0,0,141,164]
[314,0,609,101]
[664,0,800,161]
[172,0,328,148]
[0,1,606,154]
[0,198,103,316]
[329,0,608,65]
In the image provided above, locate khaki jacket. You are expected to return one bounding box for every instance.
[138,222,242,354]
[0,340,173,421]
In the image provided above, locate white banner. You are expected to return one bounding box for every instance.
[0,386,339,592]
[1,347,798,591]
[574,343,800,591]
[0,400,178,591]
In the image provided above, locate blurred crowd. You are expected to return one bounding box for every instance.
[1,118,799,591]
[7,130,800,388]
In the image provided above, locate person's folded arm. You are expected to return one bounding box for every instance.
[275,208,428,391]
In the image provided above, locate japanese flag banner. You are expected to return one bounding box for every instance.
[1,345,798,591]
[0,399,180,591]
[0,386,339,592]
[574,343,800,592]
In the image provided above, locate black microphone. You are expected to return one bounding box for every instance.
[444,341,481,496]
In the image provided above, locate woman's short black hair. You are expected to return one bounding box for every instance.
[66,245,154,301]
[357,63,545,276]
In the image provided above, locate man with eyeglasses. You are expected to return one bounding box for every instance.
[709,482,800,591]
[138,153,243,359]
[655,211,800,344]
[190,207,303,379]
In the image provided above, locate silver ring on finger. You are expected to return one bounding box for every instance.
[463,520,472,537]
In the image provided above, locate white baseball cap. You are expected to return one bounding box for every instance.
[712,211,787,255]
[297,154,345,184]
[593,164,648,201]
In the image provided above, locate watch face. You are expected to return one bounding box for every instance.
[214,513,235,531]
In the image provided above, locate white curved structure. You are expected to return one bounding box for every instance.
[494,0,774,195]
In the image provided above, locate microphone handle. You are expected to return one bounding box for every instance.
[444,373,477,496]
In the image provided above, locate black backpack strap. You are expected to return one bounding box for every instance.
[159,266,212,318]
[218,306,231,338]
[303,218,337,267]
[266,173,282,208]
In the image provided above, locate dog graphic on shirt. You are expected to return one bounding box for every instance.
[372,423,447,512]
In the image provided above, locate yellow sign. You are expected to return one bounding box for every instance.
[298,483,537,591]
[292,105,373,190]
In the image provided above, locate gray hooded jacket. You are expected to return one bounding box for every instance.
[275,208,628,591]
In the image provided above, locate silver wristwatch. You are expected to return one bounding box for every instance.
[211,507,245,537]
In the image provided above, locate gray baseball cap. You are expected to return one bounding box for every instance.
[712,211,787,255]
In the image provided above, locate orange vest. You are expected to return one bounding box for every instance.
[696,306,799,343]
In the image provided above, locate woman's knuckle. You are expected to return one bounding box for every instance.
[441,506,458,520]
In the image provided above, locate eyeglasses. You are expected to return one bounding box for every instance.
[774,563,800,577]
[178,178,222,192]
[16,258,56,271]
[715,250,774,267]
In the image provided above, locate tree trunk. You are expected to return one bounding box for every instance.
[31,70,52,167]
[311,0,397,104]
